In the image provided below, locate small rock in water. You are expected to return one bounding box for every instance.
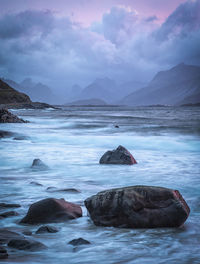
[114,125,119,128]
[0,246,8,259]
[13,136,29,140]
[84,185,190,228]
[46,187,80,193]
[68,238,90,246]
[20,198,82,224]
[36,225,59,234]
[0,203,21,209]
[22,231,32,236]
[30,181,43,186]
[0,229,24,244]
[0,130,14,139]
[0,211,19,218]
[8,239,46,251]
[99,145,137,165]
[31,159,48,169]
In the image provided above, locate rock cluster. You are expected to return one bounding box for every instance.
[0,108,28,123]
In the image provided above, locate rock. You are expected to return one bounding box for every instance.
[0,246,8,259]
[22,231,32,236]
[20,198,82,224]
[0,211,19,218]
[46,187,80,193]
[8,239,46,251]
[13,136,29,140]
[68,238,90,246]
[0,229,24,244]
[114,125,119,128]
[30,181,43,186]
[31,159,48,169]
[0,108,28,123]
[84,185,190,228]
[99,145,137,165]
[0,203,21,209]
[0,130,14,139]
[36,225,59,234]
[0,102,57,110]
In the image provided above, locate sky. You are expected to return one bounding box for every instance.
[0,0,199,91]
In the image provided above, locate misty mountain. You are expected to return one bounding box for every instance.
[120,63,200,106]
[70,77,145,104]
[3,78,59,104]
[65,84,83,101]
[66,98,107,106]
[0,79,31,104]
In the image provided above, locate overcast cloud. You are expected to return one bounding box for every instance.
[0,0,199,91]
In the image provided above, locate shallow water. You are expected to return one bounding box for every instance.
[0,106,200,264]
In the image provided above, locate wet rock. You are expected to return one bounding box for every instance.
[99,145,137,165]
[36,225,59,234]
[0,203,21,209]
[84,185,190,228]
[0,108,28,123]
[8,239,46,251]
[30,181,43,186]
[31,159,48,169]
[114,125,119,128]
[0,211,19,218]
[13,136,29,140]
[20,198,82,224]
[0,229,24,244]
[68,238,90,246]
[46,187,80,193]
[22,231,32,236]
[0,130,14,139]
[0,246,8,259]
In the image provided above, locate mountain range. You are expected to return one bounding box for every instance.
[120,63,200,106]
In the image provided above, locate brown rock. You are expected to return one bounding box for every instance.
[84,185,190,228]
[20,198,82,224]
[99,145,137,165]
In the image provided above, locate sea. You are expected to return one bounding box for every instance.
[0,105,200,264]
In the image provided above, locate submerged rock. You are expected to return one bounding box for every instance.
[0,211,19,218]
[8,239,46,251]
[46,187,81,193]
[31,159,48,169]
[20,198,82,224]
[0,108,28,123]
[68,238,90,246]
[99,145,137,165]
[0,246,8,259]
[84,185,190,228]
[0,203,21,209]
[36,225,59,234]
[0,229,24,244]
[22,231,32,236]
[0,130,15,139]
[30,181,43,186]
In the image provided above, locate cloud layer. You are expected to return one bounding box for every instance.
[0,0,199,92]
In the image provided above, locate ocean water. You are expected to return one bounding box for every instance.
[0,106,200,264]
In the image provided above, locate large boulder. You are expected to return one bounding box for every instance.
[0,108,28,123]
[20,198,82,224]
[84,186,190,228]
[99,145,137,165]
